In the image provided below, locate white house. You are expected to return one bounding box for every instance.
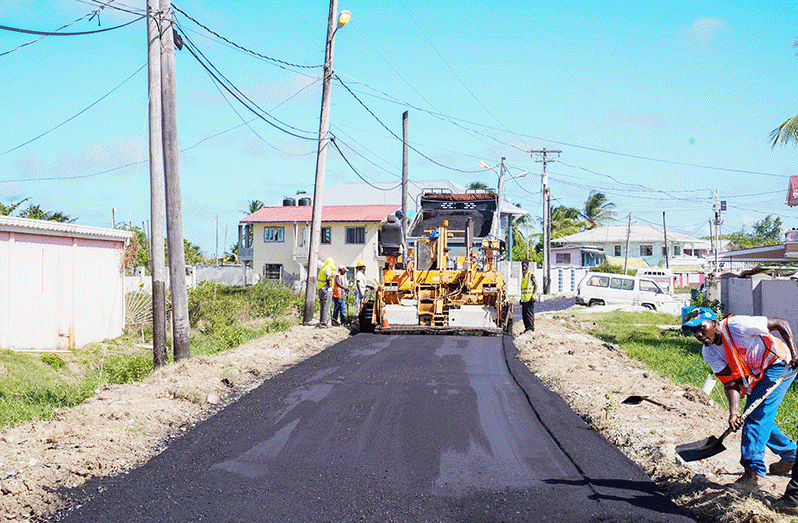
[239,202,398,287]
[0,216,134,350]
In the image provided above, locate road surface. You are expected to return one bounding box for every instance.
[54,330,694,522]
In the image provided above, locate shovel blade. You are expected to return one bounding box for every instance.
[676,435,726,462]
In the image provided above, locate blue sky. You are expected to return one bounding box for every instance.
[1,1,796,256]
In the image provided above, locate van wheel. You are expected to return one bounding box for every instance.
[642,303,655,311]
[588,299,604,307]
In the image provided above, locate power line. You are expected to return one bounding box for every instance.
[329,136,402,191]
[0,16,143,37]
[0,63,147,157]
[171,4,323,70]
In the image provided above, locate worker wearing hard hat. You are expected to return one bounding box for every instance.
[316,257,335,327]
[355,261,367,313]
[331,265,349,326]
[395,209,407,265]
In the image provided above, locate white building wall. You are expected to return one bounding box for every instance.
[760,280,798,338]
[0,228,128,350]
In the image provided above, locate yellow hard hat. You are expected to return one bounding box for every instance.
[356,261,366,267]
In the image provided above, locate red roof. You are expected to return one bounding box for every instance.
[241,205,398,223]
[788,176,798,207]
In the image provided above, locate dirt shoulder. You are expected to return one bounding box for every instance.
[1,311,793,522]
[515,309,791,523]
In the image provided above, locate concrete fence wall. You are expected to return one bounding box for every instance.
[721,277,798,338]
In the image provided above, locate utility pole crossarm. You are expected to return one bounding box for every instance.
[529,149,561,295]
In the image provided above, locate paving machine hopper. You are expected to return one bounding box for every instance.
[359,190,512,335]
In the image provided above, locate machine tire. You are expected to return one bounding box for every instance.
[588,299,604,307]
[359,300,376,334]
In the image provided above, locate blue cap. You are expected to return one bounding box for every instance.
[682,306,716,328]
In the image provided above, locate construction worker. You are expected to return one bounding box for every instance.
[331,265,349,326]
[682,307,798,491]
[520,259,537,333]
[316,257,335,327]
[355,261,367,313]
[395,209,407,266]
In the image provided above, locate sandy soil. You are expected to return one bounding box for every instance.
[1,309,793,522]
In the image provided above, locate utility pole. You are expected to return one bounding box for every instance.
[530,148,560,295]
[147,0,167,368]
[303,0,349,323]
[160,0,190,361]
[215,213,219,265]
[662,211,669,269]
[402,111,408,231]
[497,157,506,254]
[712,189,725,275]
[624,213,632,275]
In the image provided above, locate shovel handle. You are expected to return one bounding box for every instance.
[721,368,798,441]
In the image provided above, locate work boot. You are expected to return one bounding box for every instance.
[769,460,795,476]
[331,320,340,326]
[770,497,798,516]
[733,466,763,489]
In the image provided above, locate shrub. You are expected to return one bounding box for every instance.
[247,281,296,317]
[103,353,153,385]
[590,262,635,275]
[41,353,65,369]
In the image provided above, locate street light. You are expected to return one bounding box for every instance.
[303,1,350,324]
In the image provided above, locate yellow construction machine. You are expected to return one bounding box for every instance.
[358,191,512,335]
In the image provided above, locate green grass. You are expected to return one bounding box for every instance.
[0,283,303,429]
[581,310,798,440]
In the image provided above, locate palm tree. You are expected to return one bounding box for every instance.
[771,40,798,147]
[242,199,264,215]
[467,181,494,193]
[581,191,616,229]
[549,205,586,239]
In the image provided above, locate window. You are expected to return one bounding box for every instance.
[662,245,667,256]
[555,253,571,264]
[263,227,284,243]
[673,245,681,256]
[614,245,621,256]
[321,227,331,244]
[346,226,365,244]
[639,244,653,256]
[587,275,609,287]
[263,264,282,280]
[610,277,635,291]
[640,280,661,294]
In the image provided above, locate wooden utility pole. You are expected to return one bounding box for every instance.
[160,0,190,360]
[530,149,560,295]
[401,111,408,231]
[147,0,167,368]
[623,213,632,275]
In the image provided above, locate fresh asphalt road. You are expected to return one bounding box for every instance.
[55,322,694,522]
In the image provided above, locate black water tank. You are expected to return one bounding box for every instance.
[283,197,296,206]
[379,214,402,256]
[298,197,312,206]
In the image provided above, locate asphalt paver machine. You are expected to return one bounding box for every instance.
[359,190,512,335]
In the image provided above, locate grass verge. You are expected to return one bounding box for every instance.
[580,310,798,441]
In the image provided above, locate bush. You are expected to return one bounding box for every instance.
[247,281,296,317]
[41,353,65,369]
[591,262,635,275]
[103,353,153,385]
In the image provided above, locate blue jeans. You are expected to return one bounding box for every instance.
[332,296,347,323]
[741,362,797,476]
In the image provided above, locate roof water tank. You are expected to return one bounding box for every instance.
[283,198,296,206]
[298,197,312,206]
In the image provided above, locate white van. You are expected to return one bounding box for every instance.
[575,272,674,310]
[636,268,674,295]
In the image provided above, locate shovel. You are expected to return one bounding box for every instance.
[676,368,797,462]
[622,395,676,411]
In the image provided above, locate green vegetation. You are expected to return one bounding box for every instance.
[582,310,798,440]
[0,282,303,429]
[589,262,635,275]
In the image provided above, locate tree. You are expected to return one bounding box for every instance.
[770,40,798,147]
[467,181,494,193]
[243,200,264,215]
[0,198,28,216]
[549,205,586,239]
[18,204,74,222]
[723,215,782,249]
[581,191,616,229]
[121,225,150,271]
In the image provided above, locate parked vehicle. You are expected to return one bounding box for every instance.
[636,268,675,295]
[575,272,675,310]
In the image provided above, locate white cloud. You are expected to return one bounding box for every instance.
[680,17,727,50]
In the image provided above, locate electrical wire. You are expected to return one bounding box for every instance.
[0,16,143,37]
[172,3,323,70]
[0,63,147,157]
[329,136,402,191]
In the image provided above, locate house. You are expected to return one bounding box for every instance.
[0,216,134,350]
[239,201,398,287]
[550,245,606,268]
[553,223,710,268]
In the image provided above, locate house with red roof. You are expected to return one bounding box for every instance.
[239,199,397,286]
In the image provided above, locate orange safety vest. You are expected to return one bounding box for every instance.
[715,316,791,395]
[332,274,344,299]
